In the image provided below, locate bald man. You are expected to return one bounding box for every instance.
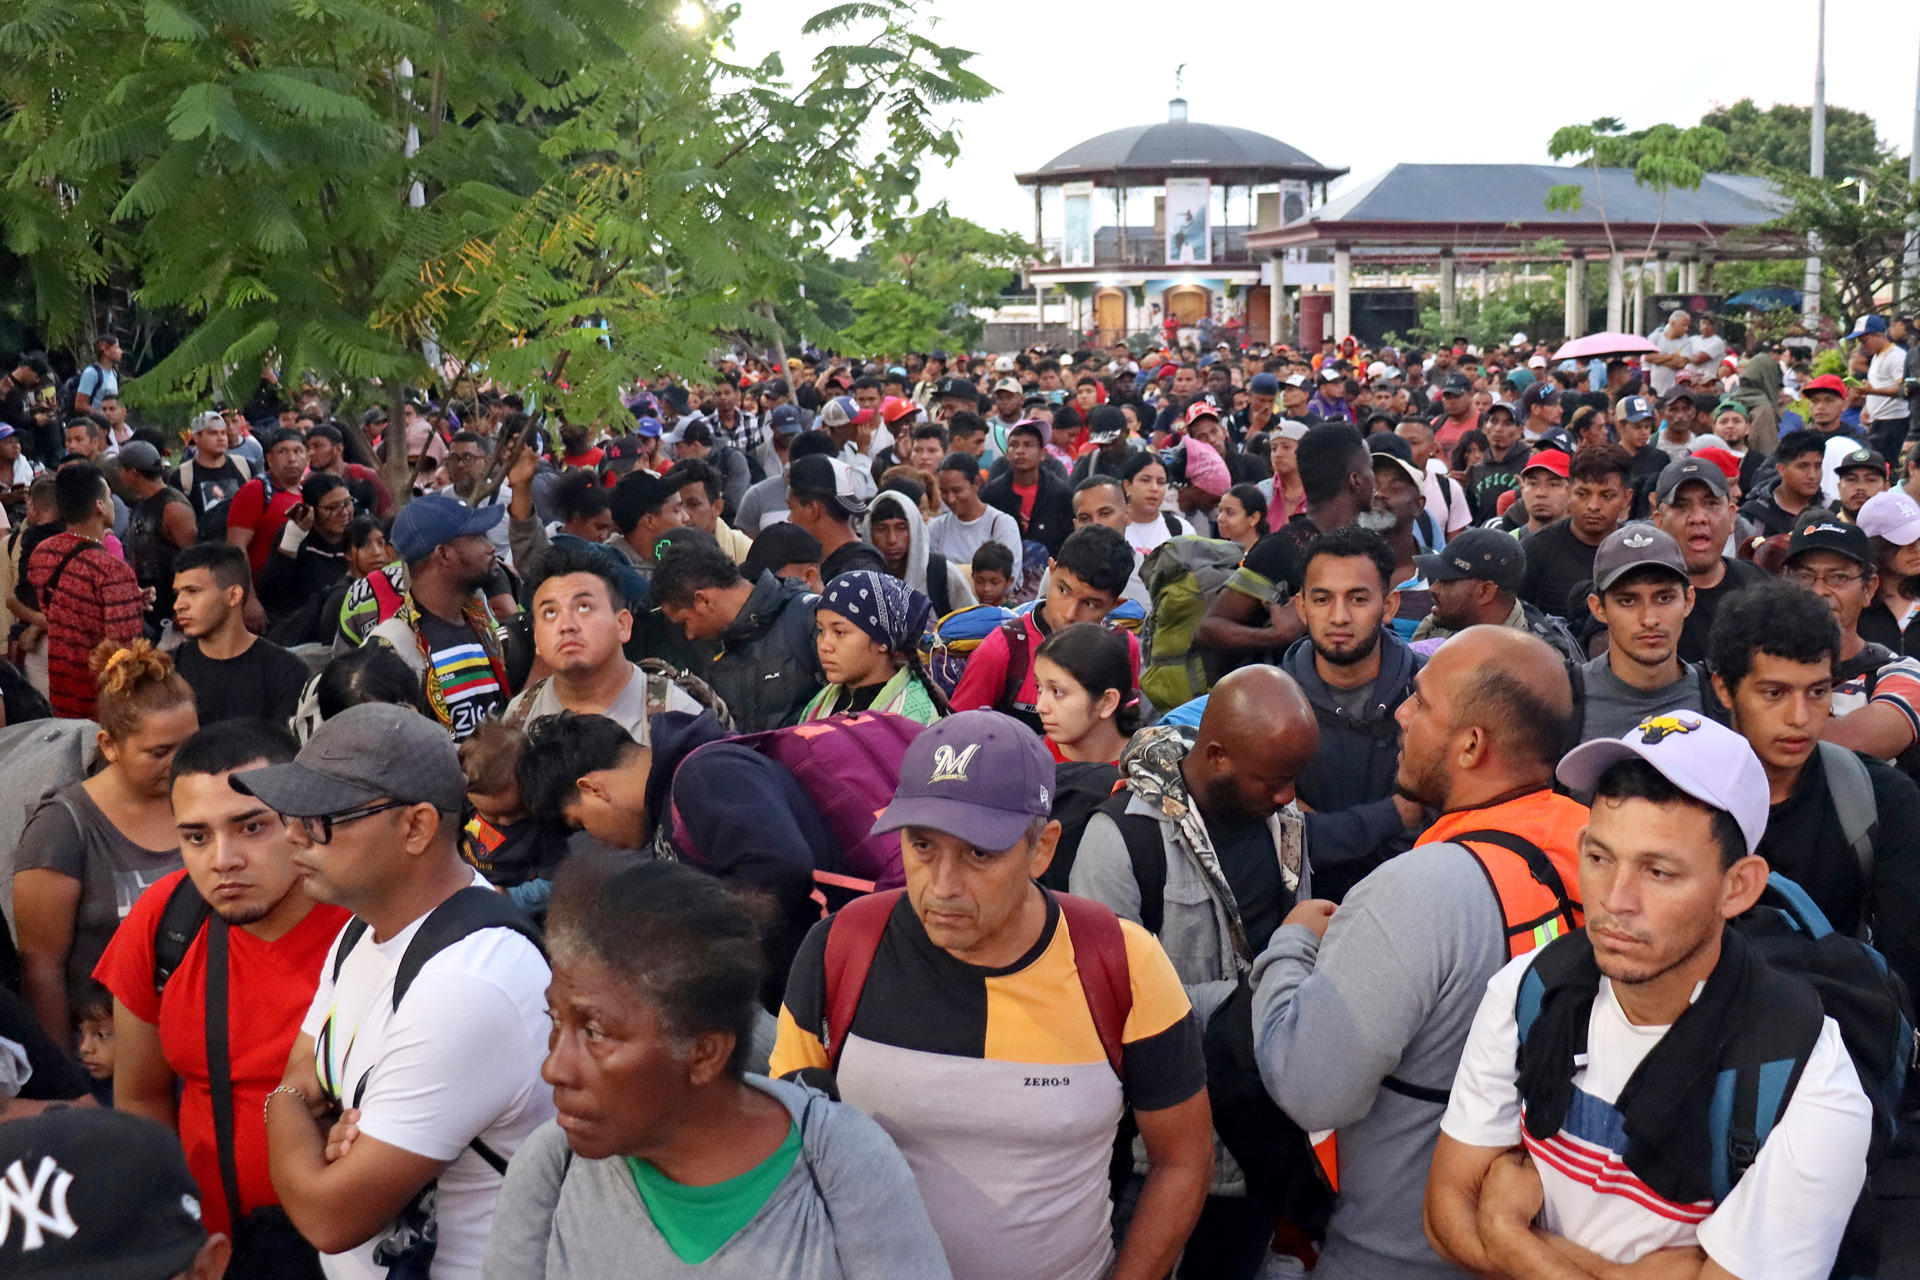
[1250,629,1590,1280]
[1070,665,1318,1280]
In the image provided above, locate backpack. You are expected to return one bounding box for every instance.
[922,604,1016,697]
[1816,742,1879,897]
[1039,761,1124,891]
[324,888,546,1174]
[178,456,253,542]
[1136,537,1254,713]
[668,711,927,907]
[506,660,732,734]
[817,887,1132,1078]
[1516,873,1912,1280]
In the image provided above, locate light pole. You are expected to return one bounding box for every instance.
[1906,24,1919,304]
[1803,0,1827,330]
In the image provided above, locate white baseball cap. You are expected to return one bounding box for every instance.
[1557,711,1770,854]
[993,355,1016,373]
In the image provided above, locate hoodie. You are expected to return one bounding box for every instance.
[864,490,975,618]
[710,571,824,732]
[1281,629,1423,901]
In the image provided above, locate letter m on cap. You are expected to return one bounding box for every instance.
[0,1157,78,1251]
[929,743,980,783]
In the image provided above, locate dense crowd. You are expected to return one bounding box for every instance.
[2,310,1920,1280]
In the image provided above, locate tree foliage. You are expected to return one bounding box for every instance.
[1758,165,1920,324]
[837,205,1028,355]
[1545,118,1729,261]
[1700,99,1891,179]
[0,0,996,424]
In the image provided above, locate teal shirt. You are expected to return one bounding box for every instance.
[626,1122,801,1264]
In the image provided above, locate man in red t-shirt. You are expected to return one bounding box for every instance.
[95,721,349,1255]
[226,428,308,581]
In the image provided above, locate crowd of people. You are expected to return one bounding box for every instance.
[2,310,1920,1280]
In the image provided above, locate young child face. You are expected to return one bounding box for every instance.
[77,1014,115,1081]
[972,570,1009,606]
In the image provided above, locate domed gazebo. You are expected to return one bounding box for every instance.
[1016,97,1346,347]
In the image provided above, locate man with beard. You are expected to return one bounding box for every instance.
[1575,525,1716,742]
[1280,527,1426,901]
[1520,445,1632,623]
[1366,443,1433,636]
[1833,445,1888,524]
[1071,666,1317,1278]
[346,494,512,740]
[1655,458,1769,664]
[93,721,350,1273]
[1257,627,1586,1280]
[1429,715,1869,1280]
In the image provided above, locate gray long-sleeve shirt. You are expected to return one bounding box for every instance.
[1251,841,1504,1280]
[484,1075,951,1280]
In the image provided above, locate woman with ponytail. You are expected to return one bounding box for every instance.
[12,639,197,1039]
[1034,622,1141,765]
[798,570,946,725]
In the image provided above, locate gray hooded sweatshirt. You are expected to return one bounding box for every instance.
[484,1075,951,1280]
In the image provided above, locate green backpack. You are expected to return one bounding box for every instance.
[1137,536,1250,713]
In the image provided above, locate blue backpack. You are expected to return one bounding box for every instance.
[922,604,1016,696]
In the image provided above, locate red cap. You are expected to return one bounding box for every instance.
[1184,399,1222,427]
[1691,446,1741,481]
[1520,448,1571,479]
[1804,374,1848,398]
[1495,488,1521,517]
[880,395,917,425]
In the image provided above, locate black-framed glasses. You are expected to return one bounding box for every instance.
[291,799,410,845]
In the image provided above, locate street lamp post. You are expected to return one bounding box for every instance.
[1803,0,1827,329]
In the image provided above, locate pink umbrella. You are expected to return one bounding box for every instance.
[1553,332,1658,361]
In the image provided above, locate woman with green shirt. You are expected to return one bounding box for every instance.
[798,570,946,725]
[483,859,950,1279]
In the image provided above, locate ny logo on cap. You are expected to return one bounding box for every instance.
[1622,531,1654,548]
[929,743,980,784]
[0,1157,78,1251]
[1636,714,1701,745]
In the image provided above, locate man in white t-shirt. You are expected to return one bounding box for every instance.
[1852,315,1912,457]
[1646,311,1693,403]
[1685,315,1726,388]
[1426,712,1871,1280]
[248,704,554,1280]
[929,451,1023,580]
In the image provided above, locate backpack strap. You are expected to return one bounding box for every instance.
[1309,698,1402,746]
[1098,793,1169,937]
[331,918,370,983]
[389,887,544,1010]
[1055,892,1132,1081]
[998,615,1034,713]
[821,889,902,1071]
[925,553,951,619]
[204,915,246,1232]
[1163,511,1181,536]
[151,876,212,998]
[1815,742,1879,887]
[1452,829,1581,959]
[38,540,101,611]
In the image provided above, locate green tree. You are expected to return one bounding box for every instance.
[1754,164,1920,324]
[1546,118,1729,269]
[0,0,993,495]
[1700,99,1891,180]
[838,205,1028,355]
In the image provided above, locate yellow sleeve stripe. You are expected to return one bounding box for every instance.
[1117,919,1195,1043]
[768,1004,829,1079]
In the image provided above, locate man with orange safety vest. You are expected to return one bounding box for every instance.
[1250,626,1589,1280]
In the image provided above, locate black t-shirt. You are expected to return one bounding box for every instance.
[178,455,248,518]
[1740,491,1824,540]
[1677,557,1770,664]
[1857,599,1920,659]
[1758,747,1920,1000]
[1519,518,1602,621]
[1277,512,1322,552]
[1207,813,1289,955]
[173,637,312,726]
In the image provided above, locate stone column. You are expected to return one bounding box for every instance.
[1269,253,1286,346]
[1333,245,1352,344]
[1439,251,1458,326]
[1606,250,1626,333]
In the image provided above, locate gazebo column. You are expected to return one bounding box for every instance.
[1333,245,1352,344]
[1032,186,1044,255]
[1652,253,1668,294]
[1606,250,1626,333]
[1269,252,1286,346]
[1036,282,1046,330]
[1438,251,1457,326]
[1632,259,1647,333]
[1565,250,1588,339]
[1681,258,1699,292]
[1698,252,1715,290]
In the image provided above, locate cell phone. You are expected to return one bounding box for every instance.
[288,503,310,522]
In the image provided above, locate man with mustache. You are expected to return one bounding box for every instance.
[1429,713,1871,1280]
[1575,525,1719,743]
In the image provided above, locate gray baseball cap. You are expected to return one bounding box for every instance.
[232,702,467,816]
[117,440,166,476]
[1557,711,1770,854]
[1591,524,1688,592]
[872,710,1056,852]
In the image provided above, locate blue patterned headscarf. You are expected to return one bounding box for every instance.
[820,570,931,654]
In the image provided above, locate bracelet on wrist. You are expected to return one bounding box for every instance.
[263,1084,309,1120]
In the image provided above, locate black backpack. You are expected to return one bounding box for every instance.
[1038,761,1122,891]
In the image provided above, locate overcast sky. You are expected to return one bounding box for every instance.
[729,0,1920,239]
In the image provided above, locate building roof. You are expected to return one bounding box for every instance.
[1245,164,1797,257]
[1017,108,1345,186]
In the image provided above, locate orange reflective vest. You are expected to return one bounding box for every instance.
[1310,789,1589,1190]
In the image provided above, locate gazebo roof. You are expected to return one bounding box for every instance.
[1245,164,1797,257]
[1016,101,1346,187]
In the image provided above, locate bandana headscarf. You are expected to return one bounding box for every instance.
[820,570,931,654]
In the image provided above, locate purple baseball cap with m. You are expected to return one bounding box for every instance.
[872,710,1056,852]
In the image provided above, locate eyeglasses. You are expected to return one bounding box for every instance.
[1785,569,1866,590]
[291,798,410,845]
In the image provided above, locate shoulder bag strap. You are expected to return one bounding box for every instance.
[204,916,246,1231]
[1054,893,1132,1081]
[39,540,97,608]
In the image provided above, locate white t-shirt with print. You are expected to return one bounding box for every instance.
[1441,950,1870,1279]
[1126,512,1192,558]
[301,874,555,1280]
[1868,344,1911,425]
